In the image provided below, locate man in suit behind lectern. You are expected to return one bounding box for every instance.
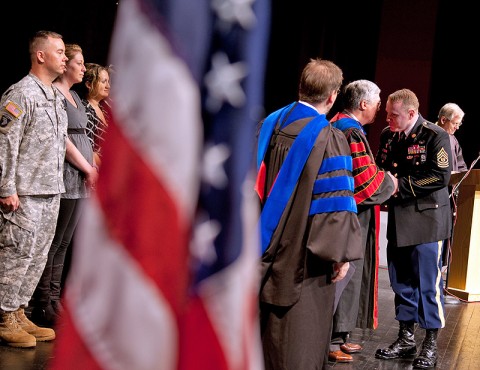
[435,103,466,173]
[435,103,467,287]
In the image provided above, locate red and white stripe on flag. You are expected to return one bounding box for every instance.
[50,0,266,369]
[51,0,201,368]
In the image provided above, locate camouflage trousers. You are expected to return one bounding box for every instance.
[0,195,60,312]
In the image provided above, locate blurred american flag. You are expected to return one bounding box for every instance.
[51,0,270,369]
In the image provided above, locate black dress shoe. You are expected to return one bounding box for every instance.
[30,305,59,328]
[51,300,64,315]
[413,329,438,369]
[375,343,416,359]
[376,322,417,360]
[413,355,437,369]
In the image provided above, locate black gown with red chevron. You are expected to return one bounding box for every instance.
[331,112,395,332]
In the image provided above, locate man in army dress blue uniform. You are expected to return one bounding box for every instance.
[374,89,452,369]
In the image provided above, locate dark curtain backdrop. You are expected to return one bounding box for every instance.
[1,1,117,94]
[429,0,479,166]
[264,0,383,116]
[1,0,477,167]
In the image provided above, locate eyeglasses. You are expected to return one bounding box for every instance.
[448,119,463,127]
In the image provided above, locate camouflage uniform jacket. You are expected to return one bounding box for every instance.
[0,73,67,197]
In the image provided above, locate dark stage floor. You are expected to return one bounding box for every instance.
[1,268,479,369]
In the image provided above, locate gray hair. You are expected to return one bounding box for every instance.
[438,102,465,121]
[342,79,380,110]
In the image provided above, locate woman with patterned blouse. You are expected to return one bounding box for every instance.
[81,63,112,167]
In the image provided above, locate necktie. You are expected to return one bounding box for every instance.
[398,132,406,141]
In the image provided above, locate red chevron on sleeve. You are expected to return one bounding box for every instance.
[350,141,366,154]
[355,169,386,204]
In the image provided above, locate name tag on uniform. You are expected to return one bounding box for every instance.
[36,102,51,108]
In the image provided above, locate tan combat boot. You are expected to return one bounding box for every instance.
[15,308,55,341]
[0,311,36,347]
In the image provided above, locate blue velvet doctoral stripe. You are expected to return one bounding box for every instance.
[260,115,328,254]
[311,154,357,215]
[309,196,357,215]
[313,176,354,194]
[319,155,353,174]
[332,117,366,135]
[278,103,318,129]
[256,102,318,170]
[257,102,294,170]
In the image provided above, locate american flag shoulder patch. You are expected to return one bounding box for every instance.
[4,101,22,118]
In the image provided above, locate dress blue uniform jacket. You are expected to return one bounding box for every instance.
[376,115,452,247]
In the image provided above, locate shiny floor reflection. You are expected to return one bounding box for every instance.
[1,268,479,369]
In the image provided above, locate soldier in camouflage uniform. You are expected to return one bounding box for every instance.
[0,30,97,348]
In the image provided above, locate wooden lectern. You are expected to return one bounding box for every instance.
[447,169,480,301]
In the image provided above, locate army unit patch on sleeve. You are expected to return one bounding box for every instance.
[437,147,449,168]
[0,114,13,134]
